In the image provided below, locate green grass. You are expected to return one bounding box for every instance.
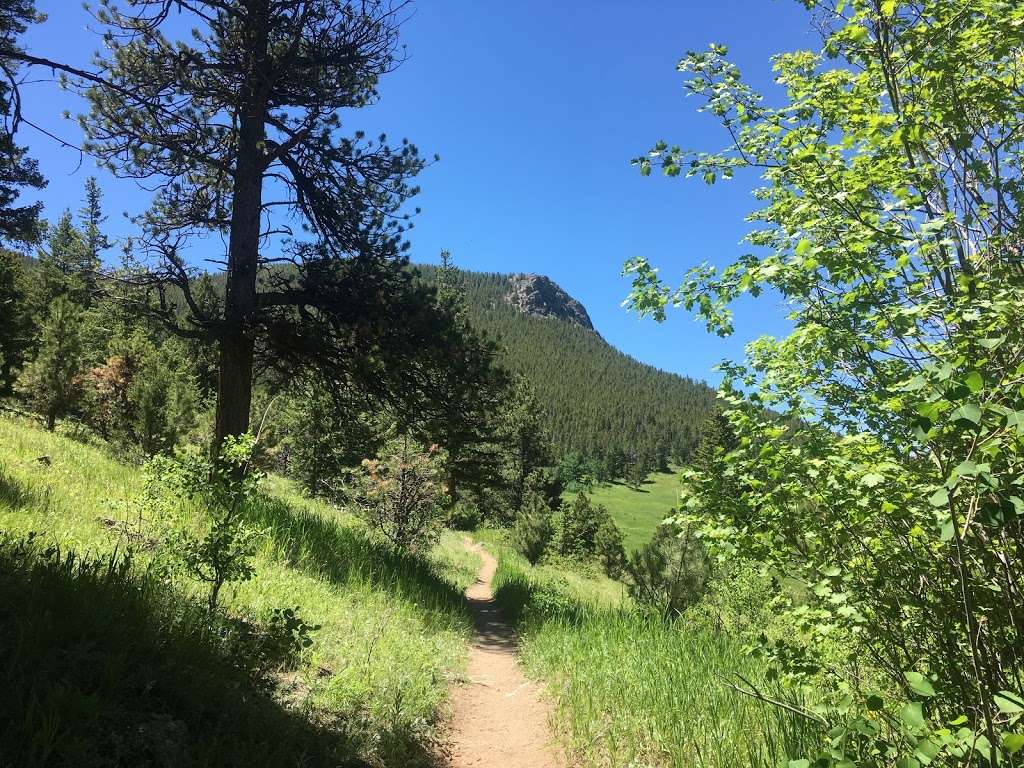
[488,538,822,768]
[0,414,478,767]
[565,469,682,552]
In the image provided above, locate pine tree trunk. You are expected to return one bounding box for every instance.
[213,121,263,444]
[213,6,268,448]
[214,136,261,445]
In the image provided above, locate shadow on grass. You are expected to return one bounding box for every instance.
[606,480,652,494]
[246,495,469,627]
[0,466,52,513]
[0,534,369,768]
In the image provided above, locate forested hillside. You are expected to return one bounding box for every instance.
[418,266,718,473]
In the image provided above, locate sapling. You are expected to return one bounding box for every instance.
[149,434,264,612]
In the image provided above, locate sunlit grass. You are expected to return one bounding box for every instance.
[0,414,477,766]
[488,536,822,768]
[567,469,682,552]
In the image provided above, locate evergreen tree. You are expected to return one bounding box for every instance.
[76,176,107,296]
[82,331,199,455]
[0,0,44,248]
[412,253,507,505]
[77,0,426,445]
[283,381,384,498]
[556,492,603,559]
[0,247,29,395]
[624,522,709,621]
[35,211,90,308]
[19,296,84,430]
[511,490,555,565]
[498,375,554,513]
[594,513,626,578]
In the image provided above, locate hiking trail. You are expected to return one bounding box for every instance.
[445,539,565,768]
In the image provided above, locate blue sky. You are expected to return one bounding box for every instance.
[18,0,815,386]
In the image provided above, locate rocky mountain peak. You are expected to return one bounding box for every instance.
[504,273,595,331]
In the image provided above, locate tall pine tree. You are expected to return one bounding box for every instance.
[75,0,427,445]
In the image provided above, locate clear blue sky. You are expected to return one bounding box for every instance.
[18,0,815,386]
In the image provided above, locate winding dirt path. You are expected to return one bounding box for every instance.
[445,540,565,768]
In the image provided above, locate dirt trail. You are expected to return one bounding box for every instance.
[445,539,565,768]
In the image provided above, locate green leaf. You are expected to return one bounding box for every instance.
[795,238,812,256]
[964,371,984,393]
[895,757,920,768]
[950,403,982,425]
[1003,733,1024,755]
[906,672,936,698]
[929,488,949,507]
[901,702,926,730]
[866,694,884,711]
[996,691,1024,715]
[881,0,897,16]
[788,761,810,768]
[862,472,885,487]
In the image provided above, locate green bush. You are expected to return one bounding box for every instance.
[353,435,448,552]
[146,434,265,612]
[624,522,709,620]
[594,513,626,578]
[511,490,555,564]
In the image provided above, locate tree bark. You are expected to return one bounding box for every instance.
[213,2,268,447]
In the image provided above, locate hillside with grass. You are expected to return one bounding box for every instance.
[565,469,683,552]
[0,415,478,767]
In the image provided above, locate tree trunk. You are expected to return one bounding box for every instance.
[214,142,260,444]
[213,4,268,447]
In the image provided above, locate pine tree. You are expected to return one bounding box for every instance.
[77,176,107,295]
[0,0,45,247]
[19,296,84,430]
[0,247,29,394]
[498,375,554,513]
[77,0,426,445]
[35,211,90,308]
[416,252,507,505]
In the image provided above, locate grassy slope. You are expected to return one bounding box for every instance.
[0,415,477,767]
[485,535,820,768]
[565,469,682,552]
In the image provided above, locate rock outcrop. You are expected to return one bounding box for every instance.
[504,274,595,331]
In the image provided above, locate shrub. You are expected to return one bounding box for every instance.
[511,490,555,564]
[17,296,84,430]
[446,499,482,531]
[624,521,709,620]
[83,332,199,455]
[353,434,448,552]
[220,606,320,685]
[147,434,265,612]
[594,514,626,579]
[549,492,625,576]
[555,492,600,557]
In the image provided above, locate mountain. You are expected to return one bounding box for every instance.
[418,265,719,471]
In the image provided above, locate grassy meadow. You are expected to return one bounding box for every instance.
[483,532,821,768]
[567,469,682,552]
[0,414,478,767]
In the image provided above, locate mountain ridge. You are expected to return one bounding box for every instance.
[417,264,718,471]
